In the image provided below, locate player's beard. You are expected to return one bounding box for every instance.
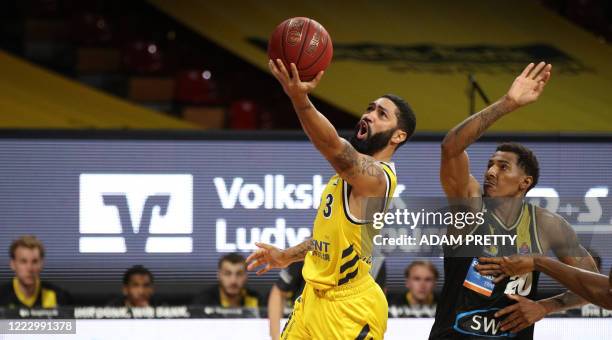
[349,125,396,156]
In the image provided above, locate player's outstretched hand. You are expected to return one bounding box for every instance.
[268,59,324,99]
[495,295,547,334]
[505,62,552,108]
[246,242,291,275]
[476,256,536,283]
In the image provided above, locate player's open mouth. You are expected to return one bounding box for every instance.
[356,120,368,140]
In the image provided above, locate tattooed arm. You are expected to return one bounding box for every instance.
[246,239,313,275]
[283,238,314,263]
[439,100,507,198]
[267,59,386,196]
[291,96,386,196]
[290,87,387,196]
[440,62,552,198]
[536,210,599,313]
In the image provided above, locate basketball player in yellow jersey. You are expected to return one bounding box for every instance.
[247,59,416,340]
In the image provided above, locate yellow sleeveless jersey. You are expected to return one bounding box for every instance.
[303,161,397,290]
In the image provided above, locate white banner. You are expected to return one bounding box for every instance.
[1,318,611,340]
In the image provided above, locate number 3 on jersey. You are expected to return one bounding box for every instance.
[322,194,333,219]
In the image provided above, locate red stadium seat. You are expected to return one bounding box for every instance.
[174,69,221,105]
[121,39,165,75]
[70,11,113,46]
[228,99,259,130]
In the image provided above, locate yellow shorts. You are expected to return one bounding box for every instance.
[281,274,388,340]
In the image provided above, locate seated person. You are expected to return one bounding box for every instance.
[268,262,305,340]
[108,265,155,307]
[0,235,70,308]
[390,260,438,308]
[193,253,260,308]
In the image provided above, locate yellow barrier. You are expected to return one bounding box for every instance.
[0,51,196,129]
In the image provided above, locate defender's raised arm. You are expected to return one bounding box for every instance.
[440,62,552,198]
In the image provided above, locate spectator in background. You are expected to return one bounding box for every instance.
[390,260,438,308]
[268,262,305,340]
[193,253,260,308]
[0,235,70,308]
[108,265,155,307]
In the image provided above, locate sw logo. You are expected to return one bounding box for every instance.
[453,309,516,338]
[79,174,193,253]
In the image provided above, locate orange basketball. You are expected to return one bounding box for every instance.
[268,17,333,81]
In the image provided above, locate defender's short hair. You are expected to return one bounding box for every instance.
[496,142,540,191]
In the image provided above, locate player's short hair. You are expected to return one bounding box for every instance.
[218,252,246,269]
[10,235,45,260]
[382,94,416,148]
[496,142,540,192]
[123,265,154,285]
[404,260,439,280]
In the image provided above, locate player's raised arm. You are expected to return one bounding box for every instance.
[269,59,388,197]
[440,62,552,198]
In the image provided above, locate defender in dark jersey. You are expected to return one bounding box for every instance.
[430,62,598,339]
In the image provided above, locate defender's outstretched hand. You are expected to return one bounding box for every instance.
[506,62,552,108]
[268,59,324,99]
[246,242,290,275]
[476,256,536,283]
